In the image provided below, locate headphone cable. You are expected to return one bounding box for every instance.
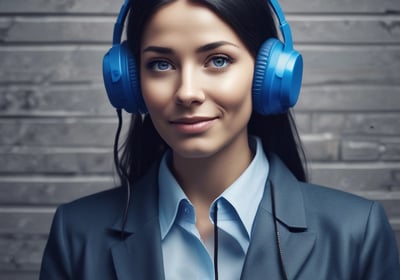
[213,203,219,280]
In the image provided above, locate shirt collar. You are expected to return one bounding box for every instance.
[158,151,189,239]
[216,137,269,237]
[158,136,269,240]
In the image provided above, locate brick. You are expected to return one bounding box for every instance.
[312,113,400,135]
[0,271,38,280]
[341,140,381,161]
[281,0,400,13]
[310,113,346,134]
[342,137,400,161]
[301,134,340,161]
[0,235,45,271]
[0,147,113,174]
[0,118,118,147]
[297,85,400,112]
[0,16,113,44]
[383,140,400,161]
[0,85,114,117]
[0,0,121,14]
[292,112,312,134]
[0,175,115,205]
[344,114,400,135]
[290,15,400,44]
[0,209,54,235]
[299,46,400,86]
[0,46,105,84]
[309,162,400,192]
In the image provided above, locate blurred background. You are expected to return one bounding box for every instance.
[0,0,399,278]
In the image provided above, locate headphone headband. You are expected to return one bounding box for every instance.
[268,0,293,51]
[113,0,130,45]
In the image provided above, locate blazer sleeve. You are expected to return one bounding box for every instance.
[358,201,400,279]
[39,205,72,280]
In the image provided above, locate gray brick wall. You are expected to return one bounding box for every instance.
[0,0,399,278]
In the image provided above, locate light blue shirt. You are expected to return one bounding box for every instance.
[158,137,269,279]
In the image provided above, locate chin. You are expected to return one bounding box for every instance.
[173,146,217,159]
[169,139,220,159]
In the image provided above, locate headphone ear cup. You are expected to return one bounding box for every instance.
[102,41,147,113]
[252,38,303,115]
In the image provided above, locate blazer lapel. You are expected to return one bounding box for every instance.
[240,199,283,279]
[109,164,165,280]
[241,153,316,280]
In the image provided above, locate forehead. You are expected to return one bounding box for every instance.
[141,0,244,49]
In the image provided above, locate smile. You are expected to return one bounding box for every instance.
[170,116,218,134]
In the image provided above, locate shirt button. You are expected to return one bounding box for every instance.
[184,207,190,215]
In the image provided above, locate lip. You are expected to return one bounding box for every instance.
[170,116,218,134]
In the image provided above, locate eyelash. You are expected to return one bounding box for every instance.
[205,54,234,70]
[146,59,174,72]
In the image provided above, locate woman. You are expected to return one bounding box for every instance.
[40,0,400,279]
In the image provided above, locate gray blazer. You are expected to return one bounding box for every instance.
[39,153,400,279]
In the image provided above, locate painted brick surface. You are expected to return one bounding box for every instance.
[0,0,399,277]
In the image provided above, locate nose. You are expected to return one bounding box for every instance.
[175,65,205,107]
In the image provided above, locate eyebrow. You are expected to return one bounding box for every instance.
[196,41,239,53]
[142,41,239,54]
[142,46,173,54]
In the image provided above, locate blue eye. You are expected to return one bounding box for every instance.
[207,55,233,70]
[148,60,173,72]
[212,57,228,68]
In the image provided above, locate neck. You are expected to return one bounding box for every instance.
[171,136,253,205]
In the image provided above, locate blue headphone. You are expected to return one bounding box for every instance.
[102,0,303,115]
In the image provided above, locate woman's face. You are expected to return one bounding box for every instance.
[140,0,254,159]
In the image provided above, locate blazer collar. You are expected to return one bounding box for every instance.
[109,163,165,280]
[266,152,307,229]
[241,153,316,280]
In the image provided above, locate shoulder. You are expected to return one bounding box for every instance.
[52,162,160,232]
[297,181,392,241]
[267,152,399,276]
[298,181,400,277]
[73,184,126,205]
[64,186,125,211]
[300,179,378,223]
[53,186,127,231]
[299,181,374,215]
[268,152,377,221]
[268,152,378,224]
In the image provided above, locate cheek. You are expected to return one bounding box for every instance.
[210,68,254,111]
[140,75,174,113]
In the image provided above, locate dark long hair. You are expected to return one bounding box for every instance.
[118,0,307,186]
